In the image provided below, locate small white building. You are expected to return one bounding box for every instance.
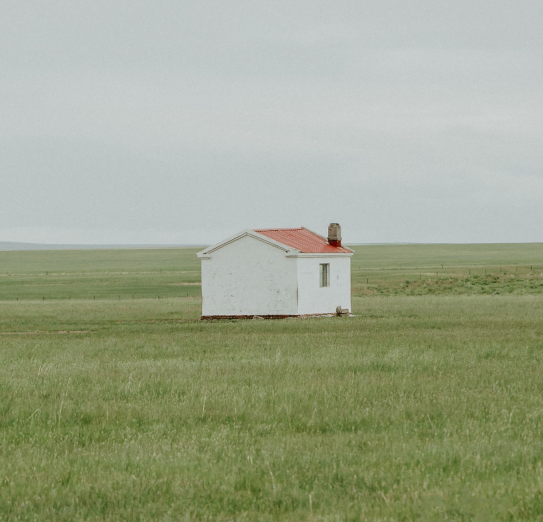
[197,223,353,319]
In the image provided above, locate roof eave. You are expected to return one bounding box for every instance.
[286,252,354,258]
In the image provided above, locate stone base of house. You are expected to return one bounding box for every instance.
[201,313,349,320]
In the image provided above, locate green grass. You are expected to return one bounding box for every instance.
[350,243,543,296]
[0,248,201,301]
[1,243,543,301]
[1,244,543,520]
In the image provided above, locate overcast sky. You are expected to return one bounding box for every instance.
[1,1,542,245]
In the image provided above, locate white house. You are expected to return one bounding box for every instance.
[197,223,353,319]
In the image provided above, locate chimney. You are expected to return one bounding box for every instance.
[327,223,342,247]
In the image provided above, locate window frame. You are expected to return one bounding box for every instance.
[319,263,330,288]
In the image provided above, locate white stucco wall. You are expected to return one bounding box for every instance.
[200,235,298,316]
[296,256,352,315]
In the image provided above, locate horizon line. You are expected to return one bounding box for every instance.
[1,239,543,252]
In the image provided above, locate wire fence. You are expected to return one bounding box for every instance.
[1,266,542,301]
[0,294,197,302]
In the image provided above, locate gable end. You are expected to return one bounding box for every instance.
[197,230,301,259]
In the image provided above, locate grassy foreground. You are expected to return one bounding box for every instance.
[1,244,543,520]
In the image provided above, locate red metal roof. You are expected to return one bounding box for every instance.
[253,227,353,254]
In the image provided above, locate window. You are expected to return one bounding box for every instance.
[320,263,330,287]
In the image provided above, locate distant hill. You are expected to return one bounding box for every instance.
[0,242,205,252]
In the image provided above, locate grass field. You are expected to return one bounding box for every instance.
[1,244,543,520]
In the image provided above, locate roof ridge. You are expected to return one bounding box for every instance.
[253,227,304,232]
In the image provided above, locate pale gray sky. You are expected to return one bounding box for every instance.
[1,1,542,245]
